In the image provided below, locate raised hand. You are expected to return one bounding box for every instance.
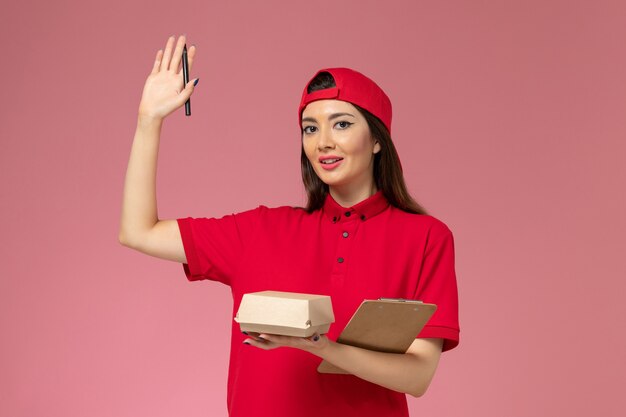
[138,35,198,120]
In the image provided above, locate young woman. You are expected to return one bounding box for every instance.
[119,35,460,417]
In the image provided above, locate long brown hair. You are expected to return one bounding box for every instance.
[300,72,428,215]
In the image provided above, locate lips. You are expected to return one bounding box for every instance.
[318,156,344,170]
[319,156,344,164]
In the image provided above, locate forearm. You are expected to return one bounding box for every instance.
[118,115,163,245]
[311,339,440,397]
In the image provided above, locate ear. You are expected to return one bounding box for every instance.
[373,140,381,154]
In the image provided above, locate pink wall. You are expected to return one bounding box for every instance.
[1,1,625,416]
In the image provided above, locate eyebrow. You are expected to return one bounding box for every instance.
[301,112,356,124]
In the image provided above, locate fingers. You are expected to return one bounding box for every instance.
[169,35,187,73]
[150,49,163,74]
[187,44,197,74]
[175,77,199,107]
[243,334,274,350]
[308,333,321,343]
[242,333,323,351]
[242,331,265,341]
[159,36,176,72]
[153,36,195,76]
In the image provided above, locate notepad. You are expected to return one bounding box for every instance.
[317,298,437,374]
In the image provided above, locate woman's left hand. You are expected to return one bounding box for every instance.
[243,331,329,353]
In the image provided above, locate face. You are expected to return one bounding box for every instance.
[301,99,381,194]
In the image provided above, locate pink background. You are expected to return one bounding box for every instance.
[1,1,625,416]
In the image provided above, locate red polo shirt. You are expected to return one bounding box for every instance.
[177,191,460,417]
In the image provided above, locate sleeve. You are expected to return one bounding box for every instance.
[176,206,265,286]
[414,222,460,352]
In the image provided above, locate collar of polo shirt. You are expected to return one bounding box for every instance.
[322,191,390,223]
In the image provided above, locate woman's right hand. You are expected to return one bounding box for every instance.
[137,35,198,120]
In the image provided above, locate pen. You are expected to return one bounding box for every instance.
[183,44,191,116]
[378,297,423,303]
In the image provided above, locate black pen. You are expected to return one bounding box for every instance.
[183,44,191,116]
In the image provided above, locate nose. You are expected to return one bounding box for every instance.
[317,125,335,150]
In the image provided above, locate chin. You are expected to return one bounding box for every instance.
[314,172,343,186]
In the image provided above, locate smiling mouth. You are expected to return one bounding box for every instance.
[321,158,343,164]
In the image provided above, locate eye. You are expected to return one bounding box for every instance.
[303,125,317,134]
[335,121,353,129]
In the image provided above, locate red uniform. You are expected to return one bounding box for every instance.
[177,190,460,417]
